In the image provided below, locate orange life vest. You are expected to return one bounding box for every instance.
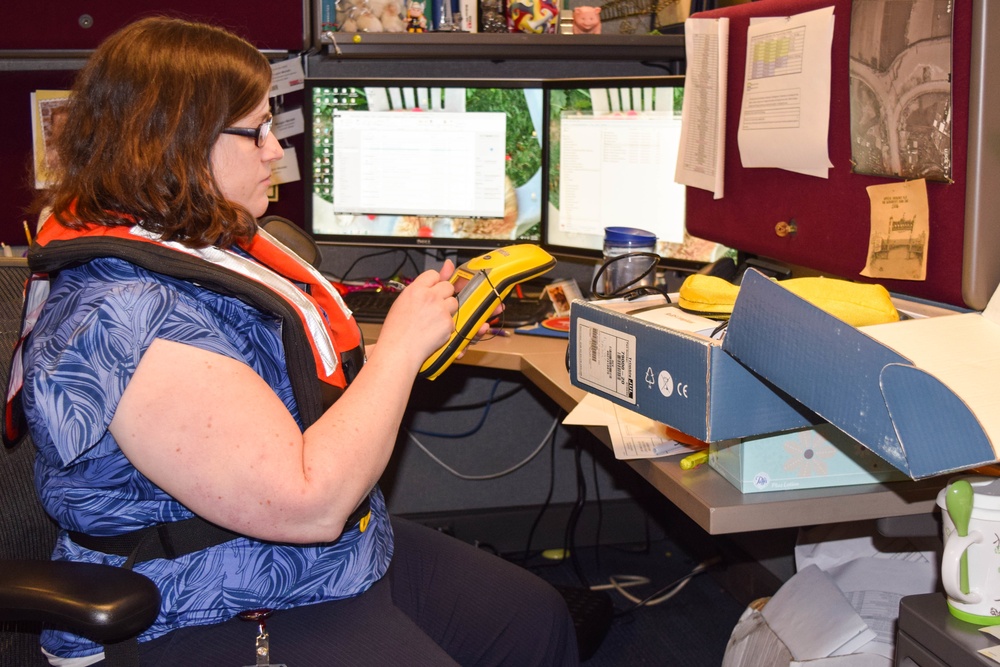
[7,217,364,442]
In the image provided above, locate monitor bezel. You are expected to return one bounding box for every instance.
[303,76,548,253]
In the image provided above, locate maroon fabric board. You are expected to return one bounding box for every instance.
[1,2,307,51]
[687,0,972,307]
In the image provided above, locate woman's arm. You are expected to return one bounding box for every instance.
[110,263,458,544]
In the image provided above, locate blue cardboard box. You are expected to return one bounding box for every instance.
[569,296,815,442]
[709,424,908,494]
[723,269,996,479]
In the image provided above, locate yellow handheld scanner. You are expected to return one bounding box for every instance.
[419,244,556,380]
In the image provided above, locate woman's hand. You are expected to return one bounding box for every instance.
[376,260,458,372]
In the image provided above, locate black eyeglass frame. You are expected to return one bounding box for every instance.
[221,115,273,148]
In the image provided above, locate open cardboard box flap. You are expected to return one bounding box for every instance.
[722,269,999,479]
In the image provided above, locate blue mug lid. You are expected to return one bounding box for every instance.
[604,226,657,245]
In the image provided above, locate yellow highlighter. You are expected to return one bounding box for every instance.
[679,450,709,470]
[419,244,556,380]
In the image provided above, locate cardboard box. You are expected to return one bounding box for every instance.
[569,297,815,442]
[723,269,995,479]
[709,424,908,494]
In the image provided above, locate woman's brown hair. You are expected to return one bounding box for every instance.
[41,16,271,248]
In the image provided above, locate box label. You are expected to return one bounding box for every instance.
[575,318,637,403]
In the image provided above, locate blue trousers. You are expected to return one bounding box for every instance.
[134,516,580,666]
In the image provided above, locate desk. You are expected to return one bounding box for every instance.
[362,324,944,536]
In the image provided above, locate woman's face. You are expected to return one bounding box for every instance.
[210,96,283,218]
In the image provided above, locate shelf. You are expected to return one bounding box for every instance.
[318,32,685,61]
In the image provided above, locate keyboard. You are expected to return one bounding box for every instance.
[343,289,551,327]
[342,289,401,323]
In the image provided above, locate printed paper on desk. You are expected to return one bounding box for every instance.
[737,6,835,178]
[675,17,728,199]
[563,393,694,460]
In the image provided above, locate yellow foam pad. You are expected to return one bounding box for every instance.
[678,274,900,327]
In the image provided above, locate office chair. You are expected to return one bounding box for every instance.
[0,257,160,667]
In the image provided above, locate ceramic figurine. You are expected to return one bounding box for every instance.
[572,6,601,34]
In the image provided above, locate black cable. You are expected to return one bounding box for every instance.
[590,252,667,301]
[613,556,722,618]
[591,453,603,572]
[333,247,424,283]
[408,383,524,413]
[564,439,589,589]
[409,378,502,438]
[520,417,559,567]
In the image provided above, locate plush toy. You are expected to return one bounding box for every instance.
[572,6,601,34]
[337,0,401,32]
[381,1,407,32]
[354,8,385,32]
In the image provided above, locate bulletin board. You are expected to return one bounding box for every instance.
[685,0,992,309]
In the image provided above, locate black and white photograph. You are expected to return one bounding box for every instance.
[848,0,953,181]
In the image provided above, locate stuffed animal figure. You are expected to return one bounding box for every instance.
[572,6,601,34]
[336,0,403,32]
[381,1,407,32]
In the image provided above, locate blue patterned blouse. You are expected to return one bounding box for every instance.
[22,256,393,660]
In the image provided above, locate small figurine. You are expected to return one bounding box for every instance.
[572,6,601,34]
[406,0,428,32]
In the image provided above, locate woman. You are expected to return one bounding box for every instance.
[19,16,578,666]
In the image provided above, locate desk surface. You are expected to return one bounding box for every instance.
[361,324,944,536]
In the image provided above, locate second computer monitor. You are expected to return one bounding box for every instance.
[544,76,726,268]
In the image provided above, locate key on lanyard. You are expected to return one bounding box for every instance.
[239,609,288,667]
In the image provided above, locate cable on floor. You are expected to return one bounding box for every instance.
[612,556,722,616]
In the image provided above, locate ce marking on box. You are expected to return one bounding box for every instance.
[647,368,688,398]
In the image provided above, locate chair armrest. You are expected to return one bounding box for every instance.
[0,560,160,643]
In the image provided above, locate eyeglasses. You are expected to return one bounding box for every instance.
[221,115,273,148]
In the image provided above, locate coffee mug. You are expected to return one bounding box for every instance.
[938,476,1000,625]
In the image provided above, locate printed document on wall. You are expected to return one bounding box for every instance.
[737,6,835,178]
[675,17,728,199]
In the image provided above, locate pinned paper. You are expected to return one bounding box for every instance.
[862,179,929,281]
[736,6,836,178]
[270,58,305,98]
[272,108,304,140]
[675,17,729,199]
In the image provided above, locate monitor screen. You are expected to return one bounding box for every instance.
[544,76,728,269]
[305,78,546,251]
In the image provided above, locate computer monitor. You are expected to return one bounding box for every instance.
[543,76,728,270]
[304,78,546,252]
